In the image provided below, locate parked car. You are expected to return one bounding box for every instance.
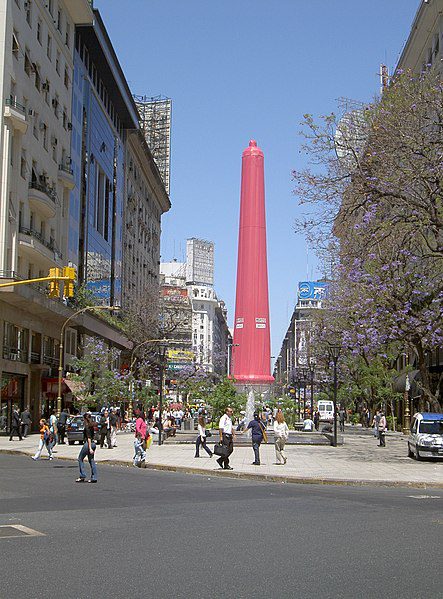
[408,412,443,460]
[66,413,101,445]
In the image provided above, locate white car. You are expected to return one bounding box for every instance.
[408,412,443,460]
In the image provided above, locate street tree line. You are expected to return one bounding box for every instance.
[293,70,443,413]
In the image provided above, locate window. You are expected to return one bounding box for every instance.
[25,0,31,26]
[52,93,59,117]
[57,9,62,32]
[37,18,42,44]
[20,151,27,178]
[64,66,69,89]
[65,22,70,48]
[48,0,53,16]
[12,31,19,58]
[55,50,60,75]
[46,34,52,61]
[42,122,48,150]
[34,63,40,91]
[24,50,32,76]
[95,167,110,239]
[52,140,57,162]
[62,107,67,129]
[32,112,39,138]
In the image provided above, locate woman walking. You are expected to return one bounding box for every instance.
[76,413,97,483]
[195,415,213,458]
[274,411,289,465]
[32,419,53,460]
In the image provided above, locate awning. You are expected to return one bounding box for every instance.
[393,370,420,394]
[63,378,86,399]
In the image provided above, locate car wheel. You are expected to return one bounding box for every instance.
[68,440,74,446]
[408,443,414,459]
[416,448,422,461]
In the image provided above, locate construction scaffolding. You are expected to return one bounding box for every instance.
[134,94,172,195]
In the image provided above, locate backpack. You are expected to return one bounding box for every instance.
[43,428,52,444]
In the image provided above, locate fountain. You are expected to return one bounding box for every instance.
[243,388,256,436]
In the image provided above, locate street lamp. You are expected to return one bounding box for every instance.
[309,357,316,418]
[57,305,119,415]
[328,344,341,448]
[227,343,239,376]
[157,340,168,446]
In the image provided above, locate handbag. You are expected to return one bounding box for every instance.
[259,422,268,443]
[213,442,229,457]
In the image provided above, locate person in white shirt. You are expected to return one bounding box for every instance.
[303,417,315,432]
[274,411,289,465]
[195,415,213,458]
[217,407,234,470]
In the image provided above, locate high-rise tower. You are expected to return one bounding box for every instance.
[231,140,274,386]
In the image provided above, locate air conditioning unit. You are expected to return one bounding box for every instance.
[28,108,35,116]
[67,122,72,130]
[39,121,46,130]
[42,82,50,91]
[51,98,58,108]
[51,136,58,146]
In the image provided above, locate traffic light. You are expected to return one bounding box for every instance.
[62,266,76,298]
[48,267,61,298]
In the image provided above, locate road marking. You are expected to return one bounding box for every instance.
[0,524,45,539]
[407,495,441,500]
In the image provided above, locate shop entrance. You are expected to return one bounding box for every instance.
[0,374,26,435]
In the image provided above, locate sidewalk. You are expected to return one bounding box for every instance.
[1,432,442,488]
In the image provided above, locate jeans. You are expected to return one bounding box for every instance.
[252,439,261,464]
[78,442,97,480]
[379,430,386,447]
[33,438,52,459]
[339,420,345,432]
[133,438,146,465]
[217,433,233,468]
[195,435,212,457]
[275,437,287,464]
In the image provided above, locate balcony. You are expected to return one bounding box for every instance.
[18,226,62,265]
[43,355,60,368]
[28,181,57,219]
[58,163,75,189]
[4,98,28,134]
[2,345,28,363]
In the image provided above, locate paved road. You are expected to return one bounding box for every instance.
[1,454,442,599]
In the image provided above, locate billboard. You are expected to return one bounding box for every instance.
[298,281,329,300]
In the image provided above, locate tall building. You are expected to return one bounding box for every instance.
[274,281,328,387]
[160,238,231,375]
[396,0,443,74]
[186,237,214,287]
[0,2,170,433]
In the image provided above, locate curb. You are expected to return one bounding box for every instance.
[2,448,443,489]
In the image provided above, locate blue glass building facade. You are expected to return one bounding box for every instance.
[69,13,139,307]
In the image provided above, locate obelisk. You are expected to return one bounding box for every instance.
[231,140,274,386]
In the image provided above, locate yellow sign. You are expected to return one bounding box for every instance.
[167,349,194,362]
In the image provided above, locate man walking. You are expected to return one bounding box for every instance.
[9,406,22,441]
[20,407,32,438]
[58,407,69,444]
[99,410,112,449]
[339,407,346,433]
[217,406,234,470]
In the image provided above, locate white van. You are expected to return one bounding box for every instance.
[408,412,443,460]
[317,400,334,423]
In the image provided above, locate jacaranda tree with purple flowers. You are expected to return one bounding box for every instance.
[294,70,443,412]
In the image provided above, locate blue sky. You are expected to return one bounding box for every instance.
[96,0,419,359]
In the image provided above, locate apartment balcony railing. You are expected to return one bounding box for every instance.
[43,355,60,368]
[19,226,56,253]
[28,180,57,218]
[2,345,28,363]
[5,97,26,114]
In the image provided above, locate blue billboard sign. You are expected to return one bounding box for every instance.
[298,281,329,300]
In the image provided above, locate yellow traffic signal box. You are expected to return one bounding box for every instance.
[48,267,61,298]
[62,266,76,298]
